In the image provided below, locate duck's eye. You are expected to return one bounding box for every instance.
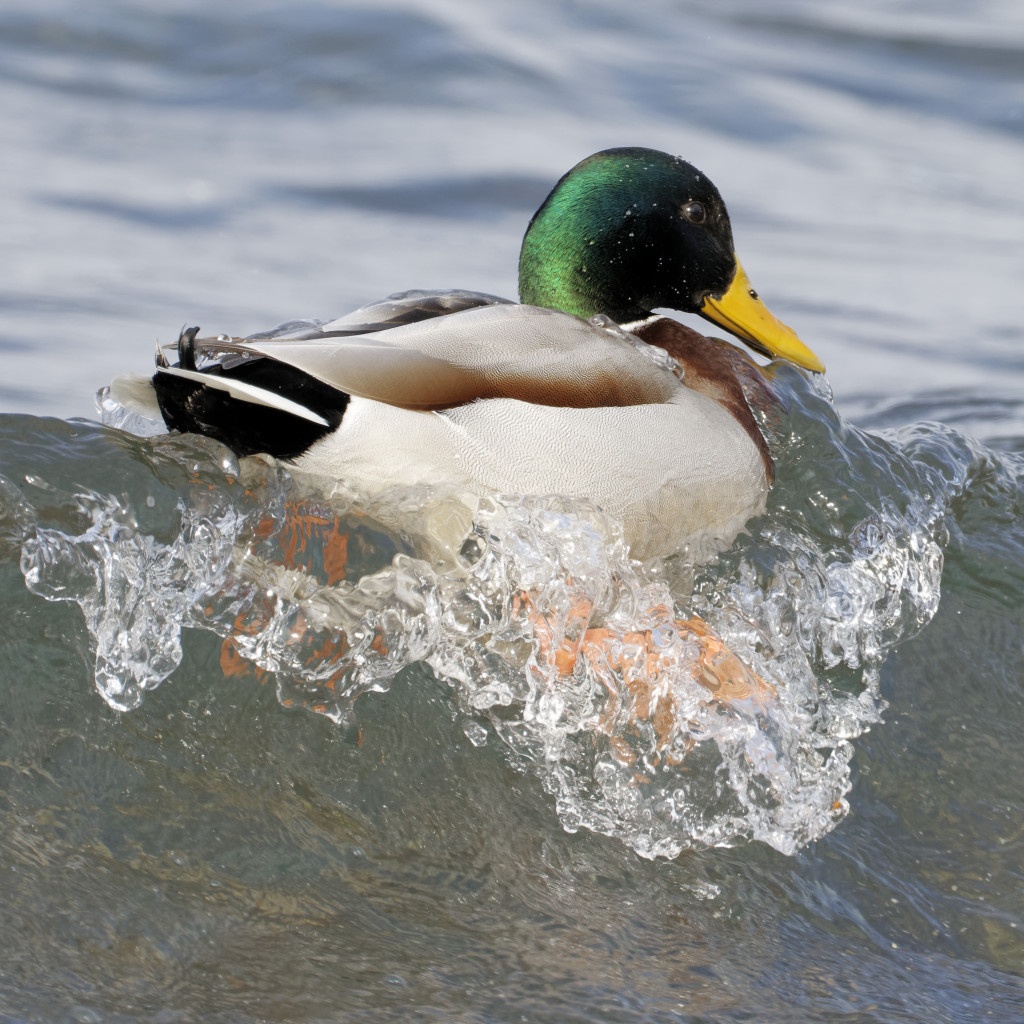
[681,201,706,224]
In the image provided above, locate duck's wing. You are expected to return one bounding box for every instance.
[150,303,682,461]
[150,290,515,456]
[206,304,682,411]
[154,289,512,376]
[244,289,513,342]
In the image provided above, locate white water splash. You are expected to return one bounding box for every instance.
[17,438,946,857]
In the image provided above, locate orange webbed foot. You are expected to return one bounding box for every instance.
[526,592,777,764]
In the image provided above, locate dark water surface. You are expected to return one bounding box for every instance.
[1,2,1023,1022]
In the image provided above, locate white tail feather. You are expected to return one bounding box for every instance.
[156,366,330,427]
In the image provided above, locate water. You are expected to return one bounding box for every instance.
[1,1,1023,1021]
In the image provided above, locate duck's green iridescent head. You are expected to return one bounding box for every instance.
[518,147,824,372]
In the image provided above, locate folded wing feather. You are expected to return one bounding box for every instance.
[241,304,681,410]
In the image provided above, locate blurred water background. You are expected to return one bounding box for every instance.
[1,1,1023,1021]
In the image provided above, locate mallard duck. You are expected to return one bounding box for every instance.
[129,147,824,562]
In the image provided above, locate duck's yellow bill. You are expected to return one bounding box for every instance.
[700,259,825,373]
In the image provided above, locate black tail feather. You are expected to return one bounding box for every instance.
[153,327,347,460]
